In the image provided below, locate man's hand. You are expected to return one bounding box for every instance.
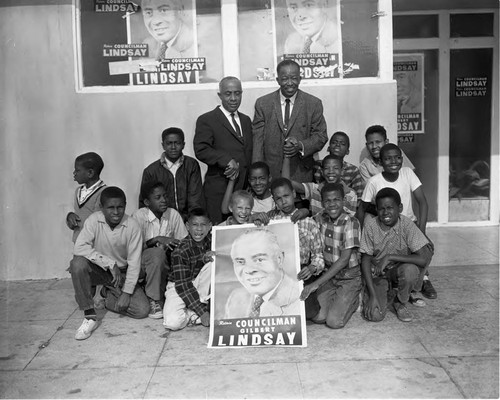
[297,264,315,281]
[283,137,301,157]
[203,251,216,264]
[200,311,210,327]
[250,212,270,226]
[291,208,309,223]
[110,264,123,288]
[66,212,81,230]
[363,295,382,321]
[224,159,239,179]
[116,292,131,313]
[300,283,318,301]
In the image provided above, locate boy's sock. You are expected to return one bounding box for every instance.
[423,275,429,281]
[84,308,97,321]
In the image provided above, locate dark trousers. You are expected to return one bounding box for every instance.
[69,256,149,319]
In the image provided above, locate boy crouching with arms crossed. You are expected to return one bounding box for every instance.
[70,187,149,340]
[360,188,432,323]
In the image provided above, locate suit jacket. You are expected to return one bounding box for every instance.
[252,89,328,182]
[284,18,340,54]
[194,106,253,191]
[224,274,301,319]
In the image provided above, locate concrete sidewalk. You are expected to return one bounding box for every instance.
[0,226,498,399]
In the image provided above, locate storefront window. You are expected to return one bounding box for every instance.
[77,0,223,88]
[238,0,378,82]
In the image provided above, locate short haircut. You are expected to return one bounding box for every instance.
[365,125,387,140]
[141,181,166,201]
[100,186,126,206]
[230,190,254,207]
[313,159,322,169]
[375,187,401,207]
[218,76,241,92]
[330,131,350,148]
[322,154,343,168]
[321,182,345,199]
[75,152,104,175]
[276,59,300,75]
[379,143,402,159]
[187,207,210,223]
[249,161,270,176]
[161,127,184,143]
[270,177,293,194]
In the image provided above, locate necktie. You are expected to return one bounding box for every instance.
[249,295,264,318]
[156,42,168,62]
[303,36,313,54]
[284,99,291,131]
[231,113,242,137]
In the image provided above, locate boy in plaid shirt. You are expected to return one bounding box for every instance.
[163,208,214,330]
[300,183,362,329]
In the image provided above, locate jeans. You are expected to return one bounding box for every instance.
[69,255,149,319]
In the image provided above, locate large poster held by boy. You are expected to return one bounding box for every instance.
[208,220,307,348]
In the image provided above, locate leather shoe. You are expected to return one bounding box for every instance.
[421,279,437,299]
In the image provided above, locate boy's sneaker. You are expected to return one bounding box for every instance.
[394,302,412,322]
[75,318,98,340]
[148,299,163,319]
[409,292,426,307]
[93,285,106,310]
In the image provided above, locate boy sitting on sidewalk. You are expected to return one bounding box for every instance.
[360,188,432,323]
[70,186,149,340]
[132,182,188,319]
[163,208,214,330]
[301,183,362,329]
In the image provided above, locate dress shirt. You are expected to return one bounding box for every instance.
[131,207,188,244]
[219,105,242,135]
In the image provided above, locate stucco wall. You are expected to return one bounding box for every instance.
[0,1,397,280]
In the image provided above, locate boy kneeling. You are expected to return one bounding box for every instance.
[360,188,432,323]
[70,187,149,340]
[163,208,213,330]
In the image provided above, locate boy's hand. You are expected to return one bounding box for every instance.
[110,264,122,288]
[364,296,382,321]
[116,292,131,313]
[373,255,391,276]
[283,137,300,157]
[291,208,309,223]
[250,212,270,226]
[200,311,210,327]
[297,265,315,281]
[156,236,181,251]
[203,251,216,264]
[228,169,239,181]
[300,283,318,301]
[66,212,81,230]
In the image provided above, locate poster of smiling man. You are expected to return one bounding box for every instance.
[208,221,307,348]
[274,0,342,79]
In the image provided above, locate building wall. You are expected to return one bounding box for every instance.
[0,1,396,280]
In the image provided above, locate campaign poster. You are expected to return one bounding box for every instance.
[79,0,222,87]
[274,0,342,79]
[208,220,307,348]
[394,54,425,134]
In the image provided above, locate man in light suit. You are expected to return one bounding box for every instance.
[224,229,301,319]
[194,77,253,224]
[252,59,328,183]
[283,0,340,55]
[141,0,195,60]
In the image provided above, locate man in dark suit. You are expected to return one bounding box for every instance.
[194,77,253,224]
[224,229,301,319]
[252,59,328,183]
